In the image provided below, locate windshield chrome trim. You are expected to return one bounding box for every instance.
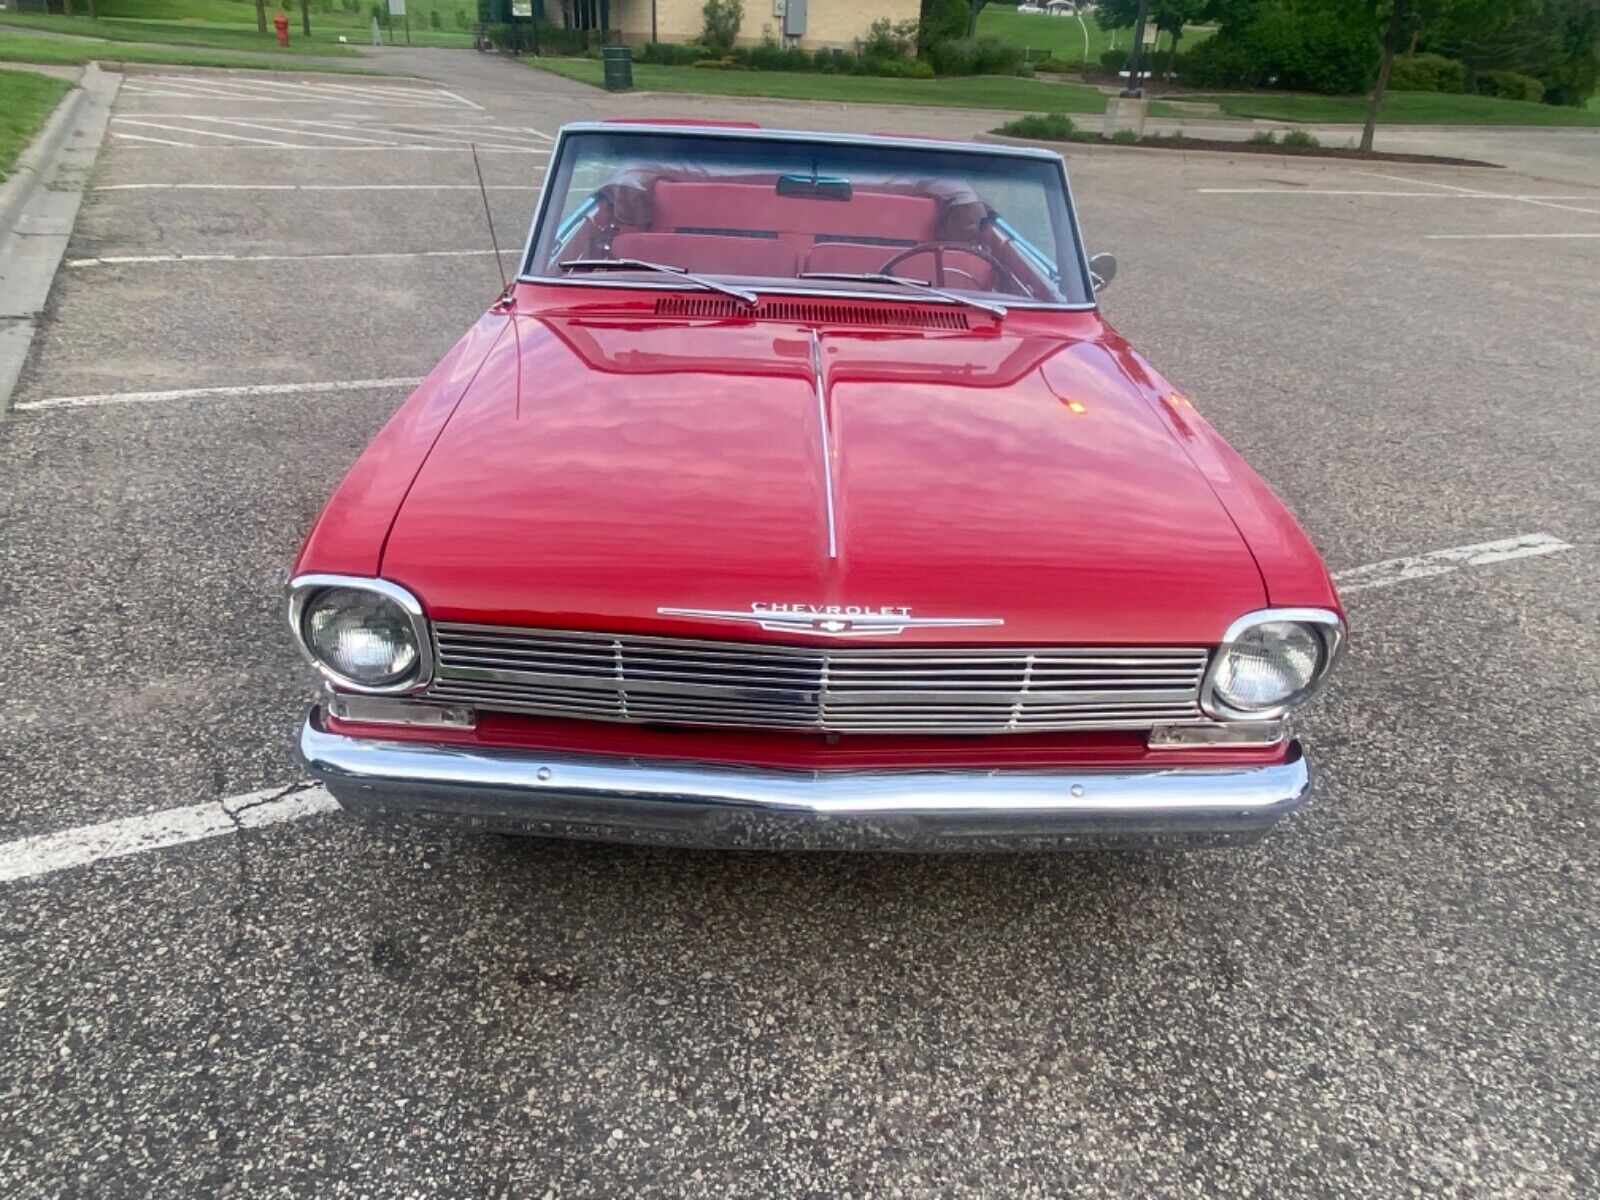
[517,123,1100,310]
[512,275,1101,313]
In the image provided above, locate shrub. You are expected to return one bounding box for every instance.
[1248,129,1276,144]
[1280,130,1320,148]
[1388,53,1467,93]
[1098,48,1129,74]
[429,8,441,28]
[1110,128,1140,144]
[455,8,469,29]
[1475,69,1545,103]
[1180,36,1260,88]
[1032,57,1075,74]
[1001,112,1076,140]
[1182,10,1377,95]
[640,41,706,65]
[926,37,1027,77]
[701,0,743,54]
[920,0,968,52]
[861,18,919,60]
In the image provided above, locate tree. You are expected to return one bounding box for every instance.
[966,0,988,38]
[1333,0,1511,150]
[701,0,743,51]
[257,0,269,34]
[1095,0,1206,77]
[301,0,312,36]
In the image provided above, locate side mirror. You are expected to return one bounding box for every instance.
[1089,252,1117,293]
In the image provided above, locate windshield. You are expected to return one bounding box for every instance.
[524,129,1091,307]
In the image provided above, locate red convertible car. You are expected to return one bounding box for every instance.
[291,122,1344,850]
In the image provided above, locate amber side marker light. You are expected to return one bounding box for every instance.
[1167,391,1194,409]
[1065,399,1088,415]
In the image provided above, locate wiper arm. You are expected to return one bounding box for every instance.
[798,271,1007,319]
[559,258,758,307]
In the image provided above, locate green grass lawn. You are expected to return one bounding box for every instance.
[0,1,477,51]
[0,27,376,71]
[975,7,1210,67]
[1,66,73,178]
[1188,89,1600,127]
[532,57,1191,117]
[0,12,358,55]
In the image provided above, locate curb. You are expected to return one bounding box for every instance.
[0,76,87,244]
[0,61,121,417]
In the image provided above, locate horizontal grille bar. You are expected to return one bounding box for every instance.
[429,623,1210,735]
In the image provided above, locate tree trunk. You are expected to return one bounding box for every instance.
[1165,29,1181,82]
[256,0,268,35]
[86,0,97,18]
[63,0,75,17]
[1361,41,1396,153]
[301,0,311,36]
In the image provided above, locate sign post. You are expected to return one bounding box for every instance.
[388,0,409,45]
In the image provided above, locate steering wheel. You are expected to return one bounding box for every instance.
[879,241,1021,294]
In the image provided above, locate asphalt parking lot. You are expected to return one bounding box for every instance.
[1,57,1596,1198]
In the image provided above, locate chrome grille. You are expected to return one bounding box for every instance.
[428,624,1210,735]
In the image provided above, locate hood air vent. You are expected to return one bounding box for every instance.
[654,296,969,330]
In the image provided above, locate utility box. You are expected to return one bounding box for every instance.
[782,0,806,39]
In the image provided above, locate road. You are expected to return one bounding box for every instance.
[1,56,1596,1198]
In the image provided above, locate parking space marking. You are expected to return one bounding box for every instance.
[110,138,547,154]
[122,76,479,110]
[1197,188,1594,201]
[0,785,336,885]
[96,182,543,191]
[111,114,543,152]
[1333,533,1573,593]
[1351,170,1600,216]
[0,535,1578,886]
[66,248,513,268]
[14,376,424,413]
[114,118,299,147]
[1424,232,1600,240]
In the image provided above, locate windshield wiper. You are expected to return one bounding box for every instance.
[558,258,758,307]
[797,271,1007,319]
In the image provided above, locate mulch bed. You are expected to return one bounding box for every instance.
[992,130,1498,168]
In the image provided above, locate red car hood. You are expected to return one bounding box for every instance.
[380,313,1267,644]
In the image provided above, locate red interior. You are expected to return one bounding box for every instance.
[556,176,1048,296]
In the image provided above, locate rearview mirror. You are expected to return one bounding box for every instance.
[777,174,853,202]
[1089,252,1117,293]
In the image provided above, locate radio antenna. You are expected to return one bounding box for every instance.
[470,142,509,294]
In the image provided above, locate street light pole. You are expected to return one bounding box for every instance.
[1122,0,1150,98]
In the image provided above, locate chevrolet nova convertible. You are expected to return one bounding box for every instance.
[290,122,1344,851]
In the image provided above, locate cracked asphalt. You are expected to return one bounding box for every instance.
[0,55,1596,1198]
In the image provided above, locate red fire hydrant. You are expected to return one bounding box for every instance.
[274,10,290,47]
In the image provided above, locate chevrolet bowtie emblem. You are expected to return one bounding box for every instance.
[656,604,1004,638]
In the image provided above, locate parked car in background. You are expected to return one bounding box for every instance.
[290,122,1344,851]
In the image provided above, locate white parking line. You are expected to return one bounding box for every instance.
[66,248,512,268]
[96,183,543,191]
[1333,533,1573,593]
[1351,170,1600,217]
[0,785,337,885]
[1424,232,1600,240]
[0,534,1577,885]
[1197,188,1595,200]
[111,139,547,154]
[114,118,299,147]
[14,376,425,413]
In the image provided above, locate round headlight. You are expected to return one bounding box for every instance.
[301,586,420,688]
[1209,620,1326,714]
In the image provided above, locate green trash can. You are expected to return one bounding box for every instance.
[602,45,633,92]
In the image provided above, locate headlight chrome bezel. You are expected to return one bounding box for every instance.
[1201,608,1344,722]
[287,574,433,695]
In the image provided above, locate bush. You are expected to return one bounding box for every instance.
[455,8,469,29]
[1475,69,1545,103]
[1032,57,1076,74]
[429,8,441,28]
[1099,48,1129,74]
[1180,36,1260,88]
[537,23,596,55]
[1110,128,1140,144]
[1001,112,1076,140]
[861,18,919,60]
[927,37,1028,77]
[746,38,810,71]
[1387,53,1467,93]
[1280,129,1320,148]
[1182,10,1377,95]
[640,41,706,65]
[701,0,743,53]
[1248,130,1276,144]
[920,0,968,52]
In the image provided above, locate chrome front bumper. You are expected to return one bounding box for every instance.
[298,707,1311,851]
